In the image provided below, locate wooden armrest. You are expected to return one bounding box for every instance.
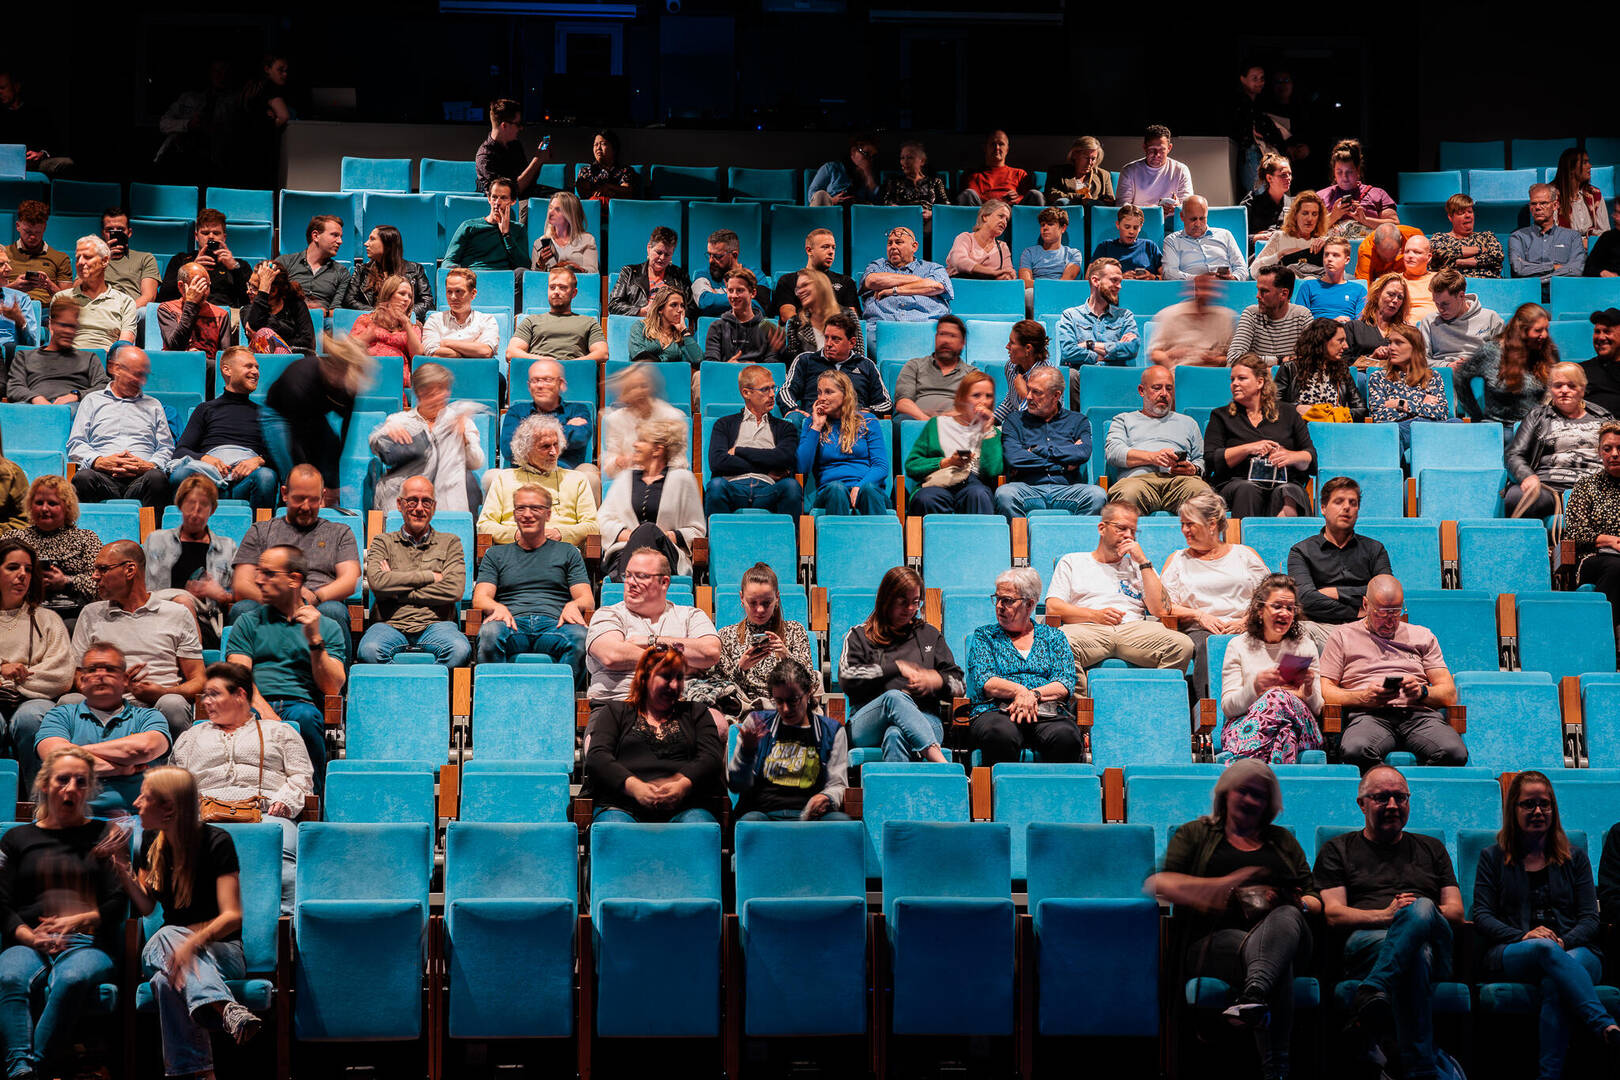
[583,533,602,561]
[570,795,593,831]
[1010,516,1028,562]
[1322,704,1342,734]
[365,510,384,545]
[1446,704,1466,734]
[825,693,846,722]
[452,666,471,718]
[691,535,709,570]
[842,785,862,820]
[475,534,493,562]
[923,588,941,630]
[948,697,971,731]
[463,608,483,637]
[138,506,156,543]
[1041,614,1062,628]
[970,766,992,821]
[65,462,76,480]
[1558,539,1576,568]
[348,602,364,633]
[1103,767,1124,822]
[1196,698,1218,733]
[1404,476,1418,518]
[436,763,460,820]
[1158,614,1179,631]
[577,696,593,731]
[302,794,321,821]
[1073,697,1093,728]
[194,695,211,721]
[810,586,828,634]
[323,694,343,728]
[905,514,921,560]
[799,515,815,564]
[695,585,713,618]
[1560,674,1582,727]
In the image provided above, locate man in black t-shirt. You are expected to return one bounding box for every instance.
[772,227,859,321]
[1314,765,1464,1078]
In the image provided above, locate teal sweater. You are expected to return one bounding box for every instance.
[444,217,530,272]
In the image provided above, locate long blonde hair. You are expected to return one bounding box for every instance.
[641,285,687,348]
[1225,353,1280,422]
[369,274,410,332]
[798,268,839,328]
[138,766,202,910]
[543,191,587,241]
[816,370,867,454]
[32,747,100,823]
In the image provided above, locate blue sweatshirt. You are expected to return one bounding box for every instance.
[797,414,889,490]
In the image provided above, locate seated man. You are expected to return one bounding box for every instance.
[895,316,976,419]
[1115,125,1195,211]
[703,268,785,364]
[859,226,952,325]
[100,209,161,309]
[168,346,276,508]
[1044,502,1194,688]
[1162,196,1250,281]
[230,465,361,653]
[55,236,138,351]
[478,413,599,546]
[1294,238,1368,321]
[1150,274,1236,366]
[156,209,251,308]
[275,214,351,314]
[7,297,108,404]
[1226,265,1312,363]
[1399,235,1438,322]
[1017,207,1085,306]
[585,546,721,702]
[1287,477,1392,650]
[0,247,40,354]
[1104,365,1212,514]
[155,262,234,362]
[1418,269,1504,368]
[506,266,607,364]
[1319,574,1466,771]
[33,644,169,813]
[359,477,471,668]
[772,228,859,320]
[472,483,593,682]
[444,175,530,272]
[501,357,593,472]
[956,129,1043,206]
[423,268,499,360]
[691,228,763,317]
[1091,203,1162,279]
[1317,765,1466,1078]
[704,364,802,516]
[606,226,693,317]
[778,313,892,416]
[995,366,1105,519]
[1056,257,1140,367]
[65,346,173,507]
[226,544,347,790]
[1582,308,1620,416]
[4,200,72,303]
[1354,223,1423,282]
[1510,184,1587,279]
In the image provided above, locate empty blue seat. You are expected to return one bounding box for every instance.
[698,359,782,412]
[361,192,438,265]
[1549,319,1594,363]
[1026,514,1102,592]
[203,187,273,225]
[1515,592,1615,681]
[1403,776,1514,866]
[0,144,23,179]
[827,587,876,689]
[1116,279,1183,320]
[323,769,436,825]
[341,665,449,767]
[1124,774,1213,861]
[860,762,969,877]
[418,158,478,194]
[988,764,1102,879]
[1358,517,1443,591]
[341,157,411,193]
[1467,169,1540,204]
[1454,671,1566,773]
[1272,775,1363,861]
[686,201,763,275]
[726,167,800,204]
[1076,365,1147,411]
[1241,517,1326,574]
[767,205,844,277]
[128,182,197,222]
[1405,590,1500,675]
[1439,141,1506,173]
[1456,520,1548,595]
[0,403,72,454]
[76,503,143,545]
[1398,172,1465,204]
[456,767,572,822]
[1547,277,1620,322]
[51,179,120,214]
[814,515,902,592]
[470,663,574,765]
[9,450,63,482]
[648,164,724,200]
[1581,674,1620,769]
[870,318,937,362]
[950,278,1023,318]
[709,512,796,588]
[278,191,362,261]
[1031,279,1088,319]
[1510,138,1575,171]
[1410,424,1508,519]
[1090,669,1193,771]
[921,515,1008,592]
[438,194,488,251]
[1469,278,1541,318]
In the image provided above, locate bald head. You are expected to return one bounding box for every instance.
[1402,234,1432,274]
[1367,574,1403,607]
[1372,224,1403,258]
[400,475,434,500]
[1180,196,1209,237]
[104,539,145,570]
[1138,364,1175,417]
[178,261,208,287]
[106,346,149,395]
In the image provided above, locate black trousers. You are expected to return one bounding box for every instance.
[71,465,170,508]
[968,709,1084,766]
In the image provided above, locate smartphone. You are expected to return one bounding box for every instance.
[23,271,46,284]
[1173,450,1188,462]
[539,135,551,151]
[203,238,222,256]
[1382,676,1404,693]
[540,236,556,254]
[748,628,769,645]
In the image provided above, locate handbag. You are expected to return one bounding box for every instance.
[199,719,264,823]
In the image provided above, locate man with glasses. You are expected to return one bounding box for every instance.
[1319,574,1465,771]
[7,295,105,404]
[1510,184,1586,280]
[1315,765,1466,1077]
[31,643,169,809]
[56,236,137,350]
[501,357,594,480]
[995,366,1105,520]
[859,226,952,329]
[586,547,720,702]
[358,477,470,669]
[1288,476,1392,650]
[445,176,530,273]
[472,484,593,682]
[704,364,802,516]
[65,346,174,508]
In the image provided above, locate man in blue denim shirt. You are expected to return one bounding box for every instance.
[995,367,1106,520]
[0,248,40,354]
[1510,185,1587,279]
[859,227,952,326]
[1056,257,1140,367]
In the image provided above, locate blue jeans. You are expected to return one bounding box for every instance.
[7,698,59,790]
[809,480,888,516]
[592,807,717,825]
[357,621,472,668]
[849,689,944,761]
[703,475,803,516]
[268,697,327,793]
[476,615,586,682]
[737,809,854,821]
[908,475,995,516]
[1500,939,1614,1079]
[227,598,353,659]
[143,924,246,1078]
[994,480,1107,520]
[258,406,298,482]
[167,457,280,509]
[0,936,115,1077]
[1343,897,1454,1079]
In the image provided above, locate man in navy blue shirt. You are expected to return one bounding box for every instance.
[995,366,1106,520]
[779,314,892,417]
[169,346,277,507]
[500,356,594,479]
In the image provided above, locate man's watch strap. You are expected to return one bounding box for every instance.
[308,639,326,651]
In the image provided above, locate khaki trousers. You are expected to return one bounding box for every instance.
[1106,473,1213,516]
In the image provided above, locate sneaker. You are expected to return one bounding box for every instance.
[1221,1000,1270,1029]
[220,1002,262,1046]
[1343,984,1393,1065]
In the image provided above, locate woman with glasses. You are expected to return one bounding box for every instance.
[143,475,237,647]
[1472,771,1620,1076]
[1218,574,1323,764]
[963,567,1081,765]
[5,475,102,629]
[727,658,850,821]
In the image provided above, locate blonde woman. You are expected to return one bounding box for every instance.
[599,363,690,481]
[1160,491,1269,695]
[627,285,700,366]
[598,418,705,578]
[945,198,1015,280]
[351,274,422,361]
[1504,361,1613,518]
[1345,273,1410,366]
[1250,191,1327,276]
[531,191,599,273]
[797,370,889,515]
[782,268,863,357]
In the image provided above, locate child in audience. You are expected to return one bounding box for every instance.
[1090,204,1161,280]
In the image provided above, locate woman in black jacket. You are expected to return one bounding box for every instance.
[1472,770,1620,1077]
[341,225,434,323]
[607,226,693,317]
[1273,318,1367,421]
[1204,354,1316,519]
[243,261,315,354]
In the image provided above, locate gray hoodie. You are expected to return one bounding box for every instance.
[1418,294,1505,366]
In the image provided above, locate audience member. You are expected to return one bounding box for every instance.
[142,476,238,637]
[1092,204,1163,279]
[508,265,609,364]
[584,547,721,702]
[34,644,169,813]
[1116,125,1195,210]
[1418,269,1504,367]
[1226,265,1312,363]
[0,247,40,354]
[1286,477,1390,648]
[599,365,688,484]
[242,262,315,355]
[859,226,952,324]
[995,365,1105,519]
[1397,235,1438,322]
[878,141,951,225]
[501,358,592,472]
[1551,147,1611,238]
[8,298,107,404]
[229,465,360,642]
[5,200,71,303]
[368,362,484,512]
[348,274,420,361]
[963,567,1081,765]
[726,658,849,821]
[152,59,234,179]
[1249,191,1326,276]
[1160,491,1268,694]
[235,54,293,187]
[574,130,639,203]
[275,215,349,314]
[98,210,160,309]
[957,130,1043,206]
[1044,135,1114,207]
[1455,302,1556,424]
[839,566,961,764]
[904,370,1001,517]
[687,229,748,317]
[1240,153,1296,241]
[1163,197,1250,281]
[946,199,1015,280]
[154,262,233,362]
[1104,365,1213,514]
[478,413,598,547]
[894,316,974,419]
[598,419,704,579]
[1150,274,1237,367]
[475,97,548,200]
[808,136,881,206]
[1353,223,1422,283]
[780,313,890,416]
[772,228,859,320]
[444,177,529,272]
[1231,62,1285,191]
[0,537,74,757]
[7,476,102,626]
[1366,326,1452,456]
[472,484,592,679]
[65,347,172,507]
[1585,205,1620,277]
[0,71,72,176]
[156,210,249,308]
[704,269,787,364]
[357,476,469,668]
[1218,574,1324,763]
[703,364,801,516]
[0,444,22,532]
[1562,422,1620,630]
[1316,139,1398,240]
[421,269,498,361]
[340,225,433,322]
[1582,309,1620,415]
[628,285,700,367]
[1017,207,1085,310]
[1275,319,1368,420]
[798,371,891,517]
[1205,354,1316,518]
[1504,362,1612,518]
[607,226,693,317]
[686,563,815,718]
[1344,274,1409,367]
[1511,185,1586,279]
[1430,194,1505,279]
[530,191,599,274]
[1293,238,1367,322]
[261,340,373,494]
[1056,257,1140,366]
[995,319,1053,422]
[783,267,862,359]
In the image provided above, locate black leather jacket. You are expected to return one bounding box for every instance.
[340,260,434,324]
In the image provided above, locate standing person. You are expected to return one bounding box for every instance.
[261,339,374,497]
[475,97,549,201]
[1429,195,1505,279]
[727,659,850,822]
[1561,422,1620,630]
[367,363,485,512]
[798,372,890,517]
[1218,575,1324,764]
[236,54,292,188]
[903,370,1002,517]
[530,192,598,274]
[685,563,814,719]
[956,130,1044,206]
[444,177,529,273]
[1204,354,1316,518]
[341,226,433,323]
[1456,303,1560,426]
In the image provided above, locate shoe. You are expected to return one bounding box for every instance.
[1343,984,1393,1065]
[220,1001,262,1045]
[1221,999,1270,1029]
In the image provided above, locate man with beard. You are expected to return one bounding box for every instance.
[1056,257,1140,367]
[1103,364,1211,514]
[894,316,977,419]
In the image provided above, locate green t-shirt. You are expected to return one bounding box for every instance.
[476,539,588,622]
[106,251,160,302]
[514,312,605,362]
[225,606,348,703]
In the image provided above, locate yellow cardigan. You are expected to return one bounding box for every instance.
[476,464,600,547]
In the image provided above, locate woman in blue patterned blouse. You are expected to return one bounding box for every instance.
[1365,324,1452,458]
[963,567,1082,765]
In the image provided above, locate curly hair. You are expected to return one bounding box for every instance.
[26,475,78,528]
[1242,573,1303,642]
[1294,318,1351,388]
[511,412,566,467]
[1497,303,1556,392]
[1281,191,1327,239]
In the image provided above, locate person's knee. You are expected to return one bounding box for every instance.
[1040,724,1084,761]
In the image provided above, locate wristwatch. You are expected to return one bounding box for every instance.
[308,639,326,652]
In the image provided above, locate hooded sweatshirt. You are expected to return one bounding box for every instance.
[1418,294,1505,366]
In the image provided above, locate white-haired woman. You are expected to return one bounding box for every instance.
[1160,491,1269,696]
[475,413,599,546]
[945,198,1015,280]
[597,418,705,579]
[531,191,599,274]
[962,566,1081,765]
[369,362,487,512]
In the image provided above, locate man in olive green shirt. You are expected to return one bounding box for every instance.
[101,210,161,308]
[505,266,607,363]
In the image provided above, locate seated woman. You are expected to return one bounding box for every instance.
[144,475,237,643]
[727,658,850,822]
[1240,153,1295,242]
[0,748,124,1080]
[8,475,102,628]
[808,136,881,207]
[0,437,28,532]
[1317,138,1398,242]
[840,565,962,763]
[1562,421,1620,629]
[341,225,433,322]
[1044,135,1114,208]
[798,370,890,517]
[1205,354,1316,518]
[686,562,813,718]
[963,567,1080,766]
[598,418,704,579]
[783,268,863,358]
[1160,491,1268,696]
[169,661,313,913]
[351,274,423,362]
[583,644,726,824]
[530,191,599,274]
[904,369,1002,517]
[878,141,951,225]
[1146,760,1319,1076]
[1456,303,1558,427]
[1275,319,1367,421]
[1504,361,1613,518]
[626,285,700,366]
[600,363,689,484]
[1366,324,1452,457]
[945,198,1015,280]
[1429,195,1505,279]
[0,537,73,762]
[243,261,315,355]
[1249,191,1326,277]
[1552,147,1611,239]
[574,130,639,203]
[1344,273,1409,367]
[1218,574,1324,764]
[1472,771,1620,1077]
[369,362,485,512]
[102,765,262,1073]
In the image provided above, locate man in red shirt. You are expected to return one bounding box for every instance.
[956,130,1045,206]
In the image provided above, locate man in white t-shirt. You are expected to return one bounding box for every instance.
[584,547,722,701]
[1044,502,1193,687]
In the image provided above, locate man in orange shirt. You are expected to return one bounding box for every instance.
[1353,222,1423,281]
[956,130,1045,206]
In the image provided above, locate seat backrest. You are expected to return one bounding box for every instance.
[870,319,938,363]
[1515,592,1616,681]
[1404,590,1499,675]
[950,278,1023,319]
[922,515,1009,592]
[1089,672,1192,769]
[1026,822,1153,904]
[1456,519,1549,595]
[989,766,1103,879]
[1031,279,1088,319]
[444,821,577,909]
[605,199,683,276]
[204,187,275,225]
[1468,279,1540,318]
[939,588,994,674]
[1313,422,1401,470]
[1272,775,1363,862]
[1115,279,1181,319]
[471,664,575,762]
[1241,517,1327,574]
[648,164,724,200]
[588,821,721,923]
[1544,777,1615,864]
[9,450,63,482]
[849,205,925,276]
[709,513,796,589]
[1410,422,1506,476]
[1027,515,1102,593]
[1075,365,1147,413]
[129,182,199,221]
[1404,776,1511,866]
[713,583,808,629]
[297,822,433,901]
[881,820,1010,922]
[1439,140,1506,172]
[0,403,73,453]
[815,516,903,592]
[861,763,970,877]
[1582,674,1620,770]
[362,193,440,266]
[726,167,800,205]
[1547,277,1620,322]
[1397,171,1465,204]
[686,201,763,273]
[346,665,450,765]
[457,769,572,823]
[418,158,478,195]
[341,157,412,193]
[220,822,285,971]
[1454,671,1565,772]
[734,820,866,906]
[1123,774,1213,862]
[277,190,362,261]
[1172,365,1234,411]
[700,360,784,411]
[324,769,437,824]
[76,504,142,545]
[1358,518,1443,592]
[1510,138,1575,171]
[767,205,844,277]
[1466,168,1540,203]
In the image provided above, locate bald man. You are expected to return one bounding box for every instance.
[1318,575,1466,772]
[65,345,174,507]
[155,260,234,359]
[1162,196,1249,281]
[1354,223,1422,282]
[1399,235,1438,321]
[859,226,952,325]
[358,476,471,668]
[1102,365,1212,515]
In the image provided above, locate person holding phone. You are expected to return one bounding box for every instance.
[687,561,814,718]
[1218,574,1324,764]
[475,98,552,202]
[727,659,849,821]
[156,210,249,308]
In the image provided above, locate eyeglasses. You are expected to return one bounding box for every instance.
[399,497,435,507]
[742,384,776,395]
[1368,606,1406,618]
[1361,791,1410,805]
[1517,798,1553,811]
[624,571,669,585]
[90,560,134,576]
[993,595,1025,607]
[81,663,124,675]
[1100,521,1137,535]
[512,505,549,516]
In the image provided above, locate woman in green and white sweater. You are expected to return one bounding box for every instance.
[903,369,1003,516]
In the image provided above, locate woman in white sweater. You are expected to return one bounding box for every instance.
[1159,491,1268,696]
[0,537,74,774]
[598,418,705,578]
[600,363,689,482]
[1218,573,1324,764]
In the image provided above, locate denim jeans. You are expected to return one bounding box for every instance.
[737,808,854,822]
[7,698,61,790]
[1188,905,1312,1080]
[848,690,944,761]
[592,807,717,825]
[808,480,888,516]
[703,475,803,517]
[993,480,1107,520]
[268,697,327,793]
[1500,940,1613,1079]
[0,936,115,1077]
[167,458,280,509]
[1343,897,1454,1080]
[143,924,246,1078]
[357,621,472,668]
[908,475,996,516]
[475,615,586,683]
